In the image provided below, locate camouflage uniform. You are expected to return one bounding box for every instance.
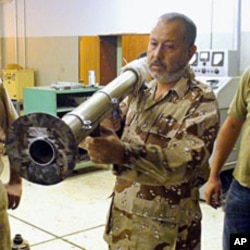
[0,83,18,249]
[104,68,220,250]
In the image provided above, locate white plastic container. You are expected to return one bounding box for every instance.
[88,70,96,86]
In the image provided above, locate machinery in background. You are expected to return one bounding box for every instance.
[190,50,240,201]
[190,49,239,77]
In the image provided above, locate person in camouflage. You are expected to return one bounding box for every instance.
[0,82,22,249]
[86,12,219,250]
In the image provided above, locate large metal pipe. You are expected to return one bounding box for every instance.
[6,58,148,185]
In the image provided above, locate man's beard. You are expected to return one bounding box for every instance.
[149,59,187,84]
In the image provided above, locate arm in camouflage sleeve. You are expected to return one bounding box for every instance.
[85,84,219,184]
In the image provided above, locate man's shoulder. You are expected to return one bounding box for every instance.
[190,78,215,95]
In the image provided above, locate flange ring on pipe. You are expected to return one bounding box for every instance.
[6,113,77,185]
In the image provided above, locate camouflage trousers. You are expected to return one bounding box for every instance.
[104,200,202,250]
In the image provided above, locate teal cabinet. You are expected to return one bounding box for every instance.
[23,86,100,117]
[23,85,109,171]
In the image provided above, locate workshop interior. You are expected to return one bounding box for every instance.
[0,0,249,249]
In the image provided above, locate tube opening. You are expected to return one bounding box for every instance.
[29,138,56,166]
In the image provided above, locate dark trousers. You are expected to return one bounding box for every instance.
[223,178,250,250]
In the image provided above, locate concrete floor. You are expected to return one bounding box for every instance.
[1,157,224,250]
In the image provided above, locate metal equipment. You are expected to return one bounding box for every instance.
[190,49,240,200]
[6,58,148,185]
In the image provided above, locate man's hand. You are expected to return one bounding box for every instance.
[5,168,22,210]
[85,126,125,165]
[205,175,222,209]
[101,113,121,132]
[4,182,22,210]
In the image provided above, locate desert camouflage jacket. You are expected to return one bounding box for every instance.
[104,70,220,250]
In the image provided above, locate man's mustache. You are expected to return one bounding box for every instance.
[150,59,165,68]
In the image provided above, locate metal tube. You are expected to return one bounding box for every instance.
[62,70,137,142]
[5,58,147,185]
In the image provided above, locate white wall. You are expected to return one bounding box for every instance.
[1,0,245,49]
[241,0,250,31]
[2,0,214,36]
